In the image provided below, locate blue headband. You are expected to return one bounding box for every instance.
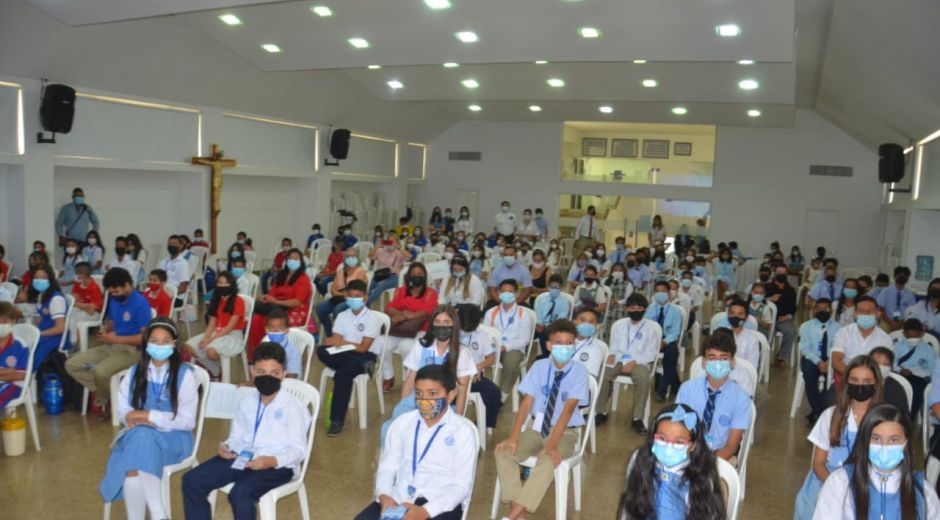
[658,407,698,432]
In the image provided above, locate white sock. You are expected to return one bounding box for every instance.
[122,476,147,520]
[139,472,167,520]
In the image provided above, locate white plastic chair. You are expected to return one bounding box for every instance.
[221,295,254,384]
[888,372,914,412]
[190,246,210,295]
[608,318,663,426]
[245,273,260,300]
[416,252,441,264]
[287,328,317,382]
[889,329,940,357]
[465,325,502,451]
[210,379,320,520]
[490,377,600,520]
[511,307,538,413]
[922,383,934,456]
[689,357,759,399]
[0,281,17,302]
[57,294,77,353]
[718,457,742,520]
[736,401,758,499]
[584,339,608,454]
[756,333,771,384]
[77,280,110,355]
[318,311,390,429]
[4,324,41,451]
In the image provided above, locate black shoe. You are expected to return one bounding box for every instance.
[654,391,666,402]
[631,420,648,435]
[594,413,608,426]
[327,422,343,437]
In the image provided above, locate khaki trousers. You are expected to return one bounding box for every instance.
[65,344,140,404]
[597,362,652,421]
[494,428,579,513]
[498,350,525,396]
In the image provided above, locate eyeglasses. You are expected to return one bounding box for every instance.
[653,434,691,448]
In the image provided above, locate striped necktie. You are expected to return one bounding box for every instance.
[703,387,720,431]
[541,370,565,437]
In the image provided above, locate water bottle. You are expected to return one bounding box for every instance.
[43,374,63,415]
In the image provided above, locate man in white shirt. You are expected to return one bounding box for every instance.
[596,293,663,434]
[158,235,190,307]
[574,205,600,255]
[356,365,478,520]
[831,296,892,379]
[493,201,517,242]
[183,343,311,520]
[485,280,533,400]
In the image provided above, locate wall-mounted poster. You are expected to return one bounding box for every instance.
[915,255,934,281]
[582,137,608,157]
[642,139,670,159]
[611,138,639,158]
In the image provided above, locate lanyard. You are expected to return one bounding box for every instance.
[542,364,570,402]
[412,420,445,478]
[498,305,516,333]
[252,396,267,447]
[626,322,646,353]
[575,338,591,355]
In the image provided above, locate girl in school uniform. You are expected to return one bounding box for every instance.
[711,249,743,301]
[794,355,883,519]
[184,272,246,379]
[83,230,105,274]
[58,238,86,289]
[458,304,502,431]
[0,302,29,408]
[439,256,485,308]
[100,317,198,520]
[813,402,940,519]
[619,403,726,520]
[746,284,774,339]
[469,244,492,281]
[605,262,634,324]
[28,265,69,367]
[836,279,860,327]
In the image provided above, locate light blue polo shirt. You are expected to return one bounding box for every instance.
[534,294,571,326]
[519,358,590,429]
[645,302,682,344]
[809,281,843,302]
[929,364,940,425]
[676,375,751,451]
[487,262,533,288]
[876,286,917,319]
[798,318,840,364]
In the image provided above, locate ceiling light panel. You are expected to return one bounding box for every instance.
[642,79,658,87]
[716,24,741,37]
[423,0,451,9]
[529,105,542,112]
[468,104,482,111]
[738,79,759,90]
[461,79,479,89]
[455,31,478,43]
[599,105,613,114]
[579,27,601,38]
[443,62,460,68]
[218,14,242,26]
[672,106,687,115]
[310,6,333,17]
[387,80,403,89]
[261,44,281,53]
[348,37,370,48]
[546,78,565,87]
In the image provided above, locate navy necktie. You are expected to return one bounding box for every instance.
[547,297,557,321]
[541,370,565,437]
[658,306,665,326]
[704,388,720,431]
[819,328,829,362]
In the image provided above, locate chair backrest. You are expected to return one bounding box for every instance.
[190,246,209,276]
[927,455,940,488]
[287,328,317,381]
[755,332,771,373]
[372,311,392,376]
[574,377,601,458]
[246,273,260,299]
[244,250,257,268]
[12,324,40,390]
[737,400,757,469]
[521,307,538,358]
[417,252,441,264]
[312,238,332,252]
[0,282,18,302]
[238,294,255,350]
[476,324,503,380]
[688,356,757,397]
[279,379,321,482]
[58,294,76,351]
[889,329,940,357]
[185,364,212,454]
[675,304,690,345]
[355,242,373,262]
[887,372,914,411]
[164,284,179,304]
[717,457,741,520]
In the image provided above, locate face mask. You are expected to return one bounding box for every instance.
[815,311,831,323]
[343,230,352,236]
[254,375,281,396]
[266,331,287,343]
[651,440,691,468]
[869,443,906,471]
[416,397,448,420]
[612,271,624,281]
[847,383,876,402]
[550,344,576,364]
[65,247,77,255]
[502,256,516,266]
[929,288,940,299]
[597,249,606,255]
[409,276,426,287]
[531,261,545,269]
[237,239,245,244]
[229,251,241,259]
[445,212,452,218]
[627,310,645,321]
[728,316,745,328]
[843,288,858,299]
[431,325,454,342]
[584,251,593,259]
[444,252,454,261]
[87,238,97,245]
[681,279,693,288]
[115,247,126,256]
[895,275,908,285]
[549,287,561,298]
[705,360,732,380]
[312,229,320,234]
[286,259,301,271]
[344,256,359,267]
[856,314,877,330]
[167,245,180,256]
[146,343,174,361]
[653,292,669,305]
[751,293,765,303]
[758,274,770,282]
[825,274,836,283]
[215,285,235,297]
[74,196,86,205]
[550,244,558,250]
[576,323,596,338]
[471,250,482,258]
[0,324,12,338]
[461,211,468,217]
[685,256,694,263]
[499,291,516,305]
[32,279,50,292]
[501,206,509,213]
[584,277,597,285]
[907,337,922,346]
[878,365,892,378]
[232,267,245,278]
[346,297,365,312]
[627,261,637,268]
[774,274,788,284]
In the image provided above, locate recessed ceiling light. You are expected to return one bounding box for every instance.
[367,64,381,70]
[672,106,688,115]
[747,109,761,117]
[461,79,479,89]
[468,104,482,112]
[716,24,741,37]
[738,59,754,65]
[218,14,242,26]
[310,5,333,17]
[529,105,542,112]
[348,37,370,49]
[599,105,613,114]
[535,60,548,65]
[579,27,601,38]
[547,78,565,87]
[455,31,479,43]
[443,62,460,68]
[632,59,647,64]
[642,79,658,88]
[423,0,451,9]
[738,79,759,90]
[387,80,404,89]
[261,44,281,53]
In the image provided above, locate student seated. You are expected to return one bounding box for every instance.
[27,264,70,366]
[794,355,882,518]
[893,318,935,415]
[876,266,916,330]
[158,235,191,307]
[58,238,86,288]
[83,230,105,274]
[572,308,605,379]
[457,304,502,431]
[813,403,940,519]
[356,365,478,520]
[676,331,753,462]
[246,249,312,355]
[596,293,662,434]
[869,347,913,415]
[831,296,891,384]
[0,303,28,408]
[229,257,253,296]
[807,263,843,306]
[66,268,152,420]
[182,343,311,520]
[834,279,860,326]
[798,298,840,425]
[381,263,439,392]
[143,269,172,318]
[438,255,484,308]
[305,223,324,253]
[260,237,293,294]
[571,265,608,318]
[67,261,104,347]
[494,319,590,520]
[317,280,382,436]
[646,281,684,401]
[619,404,726,520]
[484,280,533,401]
[260,310,303,379]
[533,274,571,358]
[184,271,246,380]
[99,318,198,520]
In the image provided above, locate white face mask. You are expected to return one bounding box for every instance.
[87,238,97,245]
[531,262,545,269]
[66,247,77,254]
[879,365,891,378]
[0,323,11,338]
[907,337,922,346]
[612,271,624,281]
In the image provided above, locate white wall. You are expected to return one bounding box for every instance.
[416,109,884,265]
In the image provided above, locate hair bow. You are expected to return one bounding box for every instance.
[660,407,698,432]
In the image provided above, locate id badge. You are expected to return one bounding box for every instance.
[380,506,408,520]
[531,412,545,433]
[231,450,253,470]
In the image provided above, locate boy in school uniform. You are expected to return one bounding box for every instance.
[534,274,571,358]
[183,343,311,520]
[876,266,916,330]
[68,261,104,346]
[645,281,683,401]
[572,308,605,379]
[355,364,478,520]
[317,280,382,436]
[494,319,590,520]
[831,296,891,380]
[158,235,190,307]
[595,293,662,433]
[484,279,533,401]
[229,256,253,296]
[798,298,840,425]
[259,310,303,379]
[723,298,768,411]
[676,331,752,462]
[893,318,935,415]
[143,269,172,318]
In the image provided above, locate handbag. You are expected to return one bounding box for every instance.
[373,268,393,282]
[389,318,425,338]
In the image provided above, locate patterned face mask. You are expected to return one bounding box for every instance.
[416,397,448,420]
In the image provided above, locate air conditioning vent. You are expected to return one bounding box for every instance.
[810,165,853,177]
[449,151,482,161]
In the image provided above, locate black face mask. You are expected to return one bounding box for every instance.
[627,310,645,321]
[825,274,836,283]
[815,311,831,323]
[774,274,788,284]
[583,277,596,285]
[409,276,426,287]
[895,275,909,285]
[929,288,940,299]
[728,316,745,328]
[759,273,770,282]
[846,383,876,402]
[115,247,126,256]
[626,261,637,268]
[167,245,180,256]
[254,375,281,396]
[215,286,235,297]
[431,325,454,342]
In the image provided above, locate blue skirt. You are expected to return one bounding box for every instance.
[99,426,193,501]
[793,470,823,520]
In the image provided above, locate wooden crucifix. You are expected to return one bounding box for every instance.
[191,144,237,253]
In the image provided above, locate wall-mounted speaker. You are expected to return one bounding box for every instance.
[329,129,351,160]
[878,143,905,183]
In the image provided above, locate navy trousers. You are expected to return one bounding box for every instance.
[355,497,462,520]
[316,346,376,423]
[470,376,503,428]
[182,456,294,520]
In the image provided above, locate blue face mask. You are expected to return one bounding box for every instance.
[344,256,359,267]
[843,288,858,299]
[705,360,732,380]
[286,259,301,271]
[266,331,287,344]
[751,293,765,303]
[229,251,239,259]
[576,323,596,338]
[653,292,669,305]
[231,267,245,278]
[346,297,365,311]
[868,443,905,471]
[694,267,705,275]
[146,343,174,361]
[32,278,50,292]
[502,256,516,266]
[680,279,693,288]
[548,287,561,299]
[856,314,877,330]
[499,291,516,305]
[452,270,466,279]
[651,440,691,468]
[73,196,85,206]
[551,344,576,365]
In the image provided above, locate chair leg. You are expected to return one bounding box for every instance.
[611,382,620,412]
[357,378,368,429]
[241,351,250,381]
[25,399,41,451]
[374,375,386,415]
[298,481,311,520]
[259,493,276,520]
[490,478,501,519]
[209,490,217,517]
[475,399,487,451]
[573,464,582,510]
[318,371,330,407]
[789,376,804,418]
[221,357,231,384]
[555,467,569,520]
[589,424,596,454]
[511,379,520,413]
[102,501,111,520]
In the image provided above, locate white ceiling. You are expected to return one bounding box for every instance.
[22,0,284,26]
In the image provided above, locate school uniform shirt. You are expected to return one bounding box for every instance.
[809,281,843,302]
[534,216,549,237]
[158,255,191,291]
[799,319,841,364]
[261,334,302,376]
[644,302,682,344]
[573,282,608,308]
[37,293,68,324]
[573,337,604,379]
[108,291,153,336]
[808,406,858,469]
[60,254,86,281]
[484,304,532,353]
[82,245,104,268]
[832,324,892,364]
[224,389,311,476]
[813,465,940,520]
[893,338,936,379]
[836,305,856,327]
[519,358,590,428]
[928,363,940,425]
[106,255,138,276]
[116,362,198,431]
[534,293,571,325]
[461,327,496,366]
[494,211,517,236]
[487,262,533,289]
[376,408,477,517]
[72,280,104,311]
[438,274,484,307]
[333,307,384,355]
[876,286,917,320]
[681,286,705,309]
[676,376,752,452]
[145,289,172,318]
[567,263,587,284]
[0,334,30,400]
[904,300,940,336]
[404,342,477,379]
[729,363,756,398]
[575,215,600,240]
[454,218,474,234]
[732,328,763,370]
[236,276,252,296]
[608,248,629,266]
[628,266,652,288]
[609,318,663,365]
[515,219,539,237]
[671,292,693,313]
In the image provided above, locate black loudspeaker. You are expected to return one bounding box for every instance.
[330,129,351,159]
[40,84,76,134]
[878,143,905,183]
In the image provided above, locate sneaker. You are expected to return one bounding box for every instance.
[631,419,648,435]
[594,413,608,426]
[327,422,343,437]
[382,378,394,394]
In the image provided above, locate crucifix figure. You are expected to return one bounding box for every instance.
[191,144,236,253]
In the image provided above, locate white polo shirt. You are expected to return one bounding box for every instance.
[332,308,383,355]
[733,328,763,370]
[574,336,605,379]
[158,255,191,291]
[494,211,517,236]
[831,323,892,362]
[609,318,662,365]
[460,326,496,366]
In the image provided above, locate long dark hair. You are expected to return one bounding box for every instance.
[418,305,460,377]
[847,403,923,520]
[274,248,306,286]
[619,403,726,520]
[831,355,883,446]
[125,233,144,260]
[208,271,238,317]
[836,277,859,321]
[131,318,183,416]
[404,262,429,299]
[27,265,62,305]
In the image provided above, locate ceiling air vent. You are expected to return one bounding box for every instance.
[449,151,482,161]
[809,165,853,177]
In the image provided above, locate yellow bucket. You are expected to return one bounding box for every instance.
[1,416,27,456]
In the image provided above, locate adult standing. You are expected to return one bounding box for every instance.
[493,201,517,243]
[55,187,99,249]
[574,205,600,255]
